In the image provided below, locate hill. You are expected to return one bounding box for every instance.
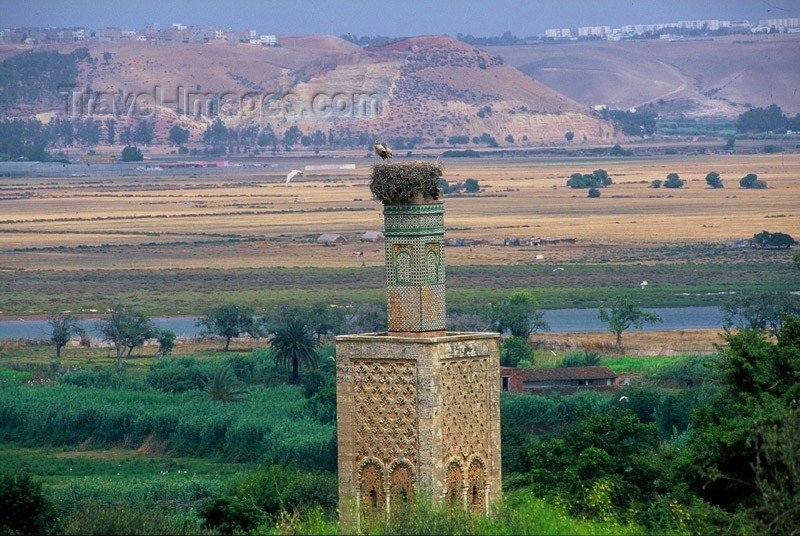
[486,33,800,118]
[0,35,614,146]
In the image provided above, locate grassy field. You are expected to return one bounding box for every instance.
[0,259,795,317]
[1,153,798,271]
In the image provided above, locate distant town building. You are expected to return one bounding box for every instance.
[545,28,572,39]
[578,25,611,37]
[759,18,800,29]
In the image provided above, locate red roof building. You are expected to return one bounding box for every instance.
[500,366,617,394]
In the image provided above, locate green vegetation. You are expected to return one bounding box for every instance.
[197,304,261,351]
[1,320,799,533]
[0,261,795,316]
[656,118,736,138]
[566,169,612,189]
[705,171,723,189]
[736,104,800,134]
[599,296,663,351]
[740,173,767,189]
[0,47,89,110]
[488,291,549,339]
[751,230,796,249]
[121,145,144,162]
[663,173,685,189]
[587,187,600,198]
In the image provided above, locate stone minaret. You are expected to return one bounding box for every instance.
[335,163,501,526]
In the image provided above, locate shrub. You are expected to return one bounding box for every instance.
[663,173,685,188]
[121,145,143,162]
[740,173,767,189]
[651,179,662,188]
[0,472,54,535]
[566,169,612,189]
[588,187,601,198]
[199,495,265,535]
[464,178,480,192]
[705,172,723,188]
[558,350,601,367]
[500,336,533,367]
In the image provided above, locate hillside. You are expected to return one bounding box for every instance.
[487,33,800,118]
[0,35,614,146]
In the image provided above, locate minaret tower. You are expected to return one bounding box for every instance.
[335,162,501,525]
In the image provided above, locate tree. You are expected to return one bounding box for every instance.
[0,472,54,535]
[282,125,302,149]
[198,305,261,351]
[119,125,132,145]
[272,317,319,384]
[120,145,143,161]
[505,134,514,143]
[500,336,533,367]
[464,178,480,192]
[566,169,612,189]
[489,291,549,340]
[723,137,735,150]
[740,173,767,189]
[587,187,600,198]
[203,118,228,146]
[736,104,788,133]
[105,118,116,145]
[97,305,154,371]
[133,121,154,144]
[47,313,84,358]
[168,125,190,146]
[705,171,723,188]
[650,179,662,188]
[598,296,662,352]
[751,230,796,249]
[722,292,800,340]
[565,131,574,143]
[155,328,176,357]
[676,319,800,517]
[663,173,685,188]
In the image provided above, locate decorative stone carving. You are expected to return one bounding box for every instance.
[352,360,418,466]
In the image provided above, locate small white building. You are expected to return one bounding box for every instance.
[318,233,348,246]
[260,34,277,46]
[361,231,384,243]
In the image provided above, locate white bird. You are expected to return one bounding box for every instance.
[374,140,390,161]
[619,396,629,402]
[553,267,564,272]
[286,169,303,183]
[550,350,557,357]
[640,280,648,288]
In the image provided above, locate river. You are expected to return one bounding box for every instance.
[0,306,724,340]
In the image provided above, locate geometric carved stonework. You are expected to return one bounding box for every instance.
[441,357,491,464]
[336,333,501,527]
[352,360,417,466]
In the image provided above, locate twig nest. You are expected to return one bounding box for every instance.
[370,162,443,205]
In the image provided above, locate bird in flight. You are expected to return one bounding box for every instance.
[374,140,390,161]
[285,169,304,183]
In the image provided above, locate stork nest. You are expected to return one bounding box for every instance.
[369,162,443,205]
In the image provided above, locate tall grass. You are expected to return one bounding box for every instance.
[0,384,335,469]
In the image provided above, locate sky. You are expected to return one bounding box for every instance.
[3,0,800,37]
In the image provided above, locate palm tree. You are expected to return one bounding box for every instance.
[271,318,319,384]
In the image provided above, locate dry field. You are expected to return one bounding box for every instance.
[0,152,798,271]
[536,329,724,357]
